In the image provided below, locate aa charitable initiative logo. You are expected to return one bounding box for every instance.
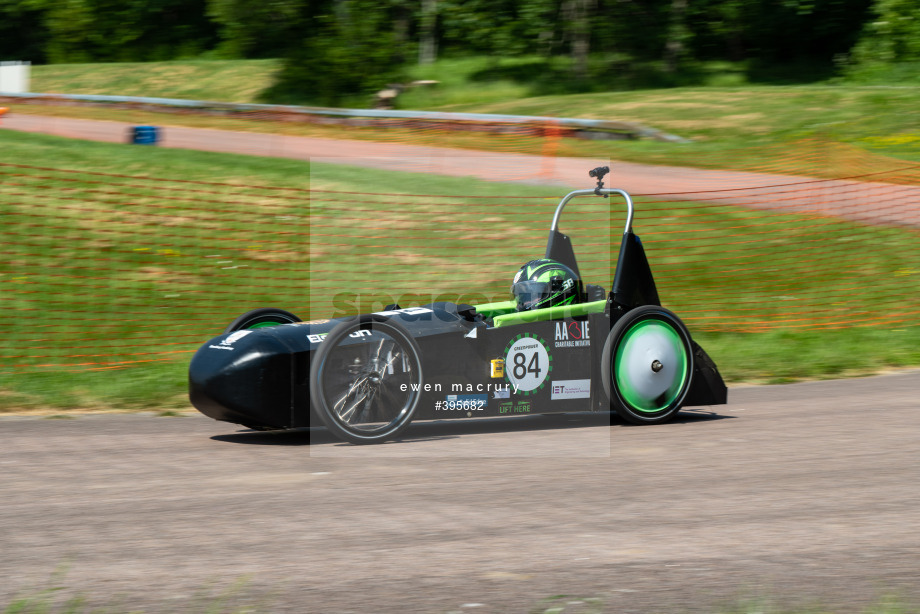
[554,321,590,347]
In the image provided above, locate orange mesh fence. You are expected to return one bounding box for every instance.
[2,161,918,373]
[307,175,920,335]
[13,91,920,183]
[701,137,920,183]
[1,162,311,373]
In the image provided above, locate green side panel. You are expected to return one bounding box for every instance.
[492,300,607,328]
[474,300,518,319]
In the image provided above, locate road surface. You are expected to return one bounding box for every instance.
[3,112,919,226]
[3,371,919,612]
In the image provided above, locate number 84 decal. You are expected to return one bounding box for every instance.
[503,332,553,396]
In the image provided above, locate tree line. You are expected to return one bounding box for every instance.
[1,0,918,105]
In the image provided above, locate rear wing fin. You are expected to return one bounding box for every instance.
[610,232,660,310]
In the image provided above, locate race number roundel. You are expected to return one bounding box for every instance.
[504,332,553,396]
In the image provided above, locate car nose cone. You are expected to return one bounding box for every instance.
[189,329,294,428]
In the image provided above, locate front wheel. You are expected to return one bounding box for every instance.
[224,308,301,333]
[601,306,694,425]
[310,315,423,444]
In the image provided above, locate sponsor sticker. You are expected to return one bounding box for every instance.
[209,329,252,351]
[447,394,488,404]
[490,358,505,378]
[554,320,591,348]
[372,307,433,317]
[308,329,372,344]
[551,379,592,400]
[499,400,532,414]
[224,330,253,344]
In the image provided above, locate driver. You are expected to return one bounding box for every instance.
[511,259,584,312]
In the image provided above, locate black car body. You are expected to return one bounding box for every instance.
[190,168,727,443]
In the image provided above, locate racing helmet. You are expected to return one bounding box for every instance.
[511,259,583,312]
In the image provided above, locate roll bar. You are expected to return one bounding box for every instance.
[550,188,635,235]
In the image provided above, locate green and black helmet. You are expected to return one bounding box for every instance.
[511,259,584,312]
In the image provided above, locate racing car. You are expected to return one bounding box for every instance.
[189,166,727,444]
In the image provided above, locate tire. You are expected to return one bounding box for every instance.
[601,305,693,425]
[309,315,423,444]
[224,308,301,333]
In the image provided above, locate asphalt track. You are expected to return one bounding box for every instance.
[3,371,919,612]
[3,113,920,611]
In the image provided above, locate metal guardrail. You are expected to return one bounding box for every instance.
[0,91,690,143]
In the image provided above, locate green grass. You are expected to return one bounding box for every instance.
[399,56,920,165]
[1,130,918,411]
[31,59,281,104]
[25,57,920,167]
[4,576,270,614]
[4,588,917,614]
[398,55,753,107]
[432,84,920,156]
[11,96,919,185]
[696,328,920,384]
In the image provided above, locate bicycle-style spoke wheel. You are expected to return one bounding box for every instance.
[310,315,423,444]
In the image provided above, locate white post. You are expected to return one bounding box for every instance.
[0,61,31,93]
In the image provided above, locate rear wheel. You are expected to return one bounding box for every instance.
[310,315,423,444]
[224,308,301,333]
[602,306,693,424]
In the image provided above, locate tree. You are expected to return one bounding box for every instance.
[418,0,437,64]
[262,0,406,106]
[664,0,689,73]
[849,0,920,67]
[41,0,217,63]
[438,0,559,57]
[0,0,51,62]
[44,0,95,62]
[207,0,302,58]
[562,0,594,80]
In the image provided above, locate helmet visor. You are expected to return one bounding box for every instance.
[512,280,554,312]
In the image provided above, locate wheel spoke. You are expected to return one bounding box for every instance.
[382,348,402,375]
[332,373,370,411]
[371,338,398,373]
[335,388,369,423]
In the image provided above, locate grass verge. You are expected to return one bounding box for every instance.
[0,130,917,411]
[30,59,280,104]
[4,586,917,614]
[22,57,920,169]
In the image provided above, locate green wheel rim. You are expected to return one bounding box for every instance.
[247,321,283,329]
[614,318,689,413]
